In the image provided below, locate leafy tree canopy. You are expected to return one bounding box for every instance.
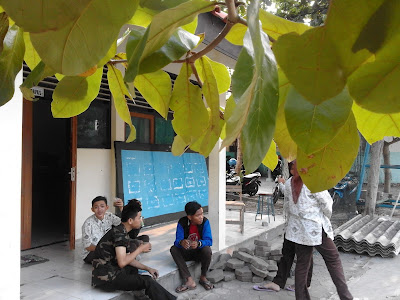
[0,0,399,192]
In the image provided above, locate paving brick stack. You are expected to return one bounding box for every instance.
[207,238,285,284]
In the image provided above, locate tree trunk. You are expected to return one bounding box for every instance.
[235,137,242,175]
[365,140,384,216]
[383,141,391,193]
[282,158,289,179]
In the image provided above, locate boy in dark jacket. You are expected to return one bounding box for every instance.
[170,201,213,293]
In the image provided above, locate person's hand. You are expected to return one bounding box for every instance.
[147,267,159,279]
[113,198,124,211]
[189,240,198,249]
[277,176,285,184]
[180,239,190,250]
[139,242,152,253]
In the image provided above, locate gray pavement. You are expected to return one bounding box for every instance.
[175,250,400,300]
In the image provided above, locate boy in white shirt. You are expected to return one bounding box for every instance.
[82,196,121,264]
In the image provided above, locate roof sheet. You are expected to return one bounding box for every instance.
[334,214,400,258]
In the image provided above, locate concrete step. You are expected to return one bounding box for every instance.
[112,222,286,299]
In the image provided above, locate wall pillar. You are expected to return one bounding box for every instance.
[208,139,226,251]
[0,71,23,298]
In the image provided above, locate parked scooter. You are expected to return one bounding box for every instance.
[226,171,261,196]
[329,175,358,209]
[272,176,284,204]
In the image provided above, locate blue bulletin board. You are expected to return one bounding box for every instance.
[115,142,208,224]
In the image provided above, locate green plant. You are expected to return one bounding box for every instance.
[0,0,399,192]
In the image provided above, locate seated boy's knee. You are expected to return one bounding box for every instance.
[200,246,212,257]
[170,245,179,254]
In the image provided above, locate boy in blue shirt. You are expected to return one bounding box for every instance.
[170,201,213,293]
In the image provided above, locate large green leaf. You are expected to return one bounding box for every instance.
[220,95,235,140]
[125,26,199,80]
[274,73,297,162]
[30,0,138,76]
[139,0,190,12]
[274,28,344,104]
[0,25,24,106]
[128,6,156,27]
[124,26,150,82]
[191,111,224,157]
[170,63,209,142]
[259,9,310,41]
[23,32,41,70]
[171,135,189,156]
[348,35,400,114]
[285,86,352,155]
[20,61,54,100]
[140,28,199,75]
[195,56,231,95]
[352,0,400,54]
[274,0,382,104]
[107,64,136,143]
[195,56,220,134]
[352,102,400,144]
[97,42,117,67]
[225,24,246,46]
[324,0,382,76]
[134,70,171,119]
[262,140,278,170]
[274,102,297,162]
[224,0,279,173]
[181,17,198,34]
[140,0,214,60]
[297,113,360,192]
[51,67,102,118]
[0,12,8,54]
[0,0,91,33]
[225,10,310,46]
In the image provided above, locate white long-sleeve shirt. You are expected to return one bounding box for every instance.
[283,178,334,246]
[81,212,121,259]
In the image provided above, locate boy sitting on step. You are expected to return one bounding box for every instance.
[170,201,214,293]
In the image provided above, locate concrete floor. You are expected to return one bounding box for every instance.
[20,208,284,300]
[175,248,400,300]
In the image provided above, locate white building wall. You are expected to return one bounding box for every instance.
[0,71,22,299]
[75,149,112,239]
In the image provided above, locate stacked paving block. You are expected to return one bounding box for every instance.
[208,238,284,284]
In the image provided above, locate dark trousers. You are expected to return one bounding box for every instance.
[170,245,212,280]
[294,231,353,300]
[101,266,176,300]
[273,237,313,289]
[83,251,96,264]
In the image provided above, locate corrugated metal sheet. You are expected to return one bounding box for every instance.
[334,214,400,258]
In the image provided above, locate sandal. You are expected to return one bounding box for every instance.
[199,280,214,290]
[285,285,295,292]
[175,284,196,293]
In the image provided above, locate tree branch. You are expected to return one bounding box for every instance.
[187,22,233,63]
[189,62,203,87]
[226,0,240,24]
[109,59,128,65]
[385,137,400,146]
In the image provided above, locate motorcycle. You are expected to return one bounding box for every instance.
[329,175,358,209]
[272,176,284,204]
[226,171,261,196]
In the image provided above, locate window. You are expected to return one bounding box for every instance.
[125,112,154,144]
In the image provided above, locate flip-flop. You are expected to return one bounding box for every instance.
[285,285,295,292]
[175,284,196,293]
[199,280,214,290]
[252,285,277,292]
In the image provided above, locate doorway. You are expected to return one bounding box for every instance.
[30,99,71,247]
[21,92,76,250]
